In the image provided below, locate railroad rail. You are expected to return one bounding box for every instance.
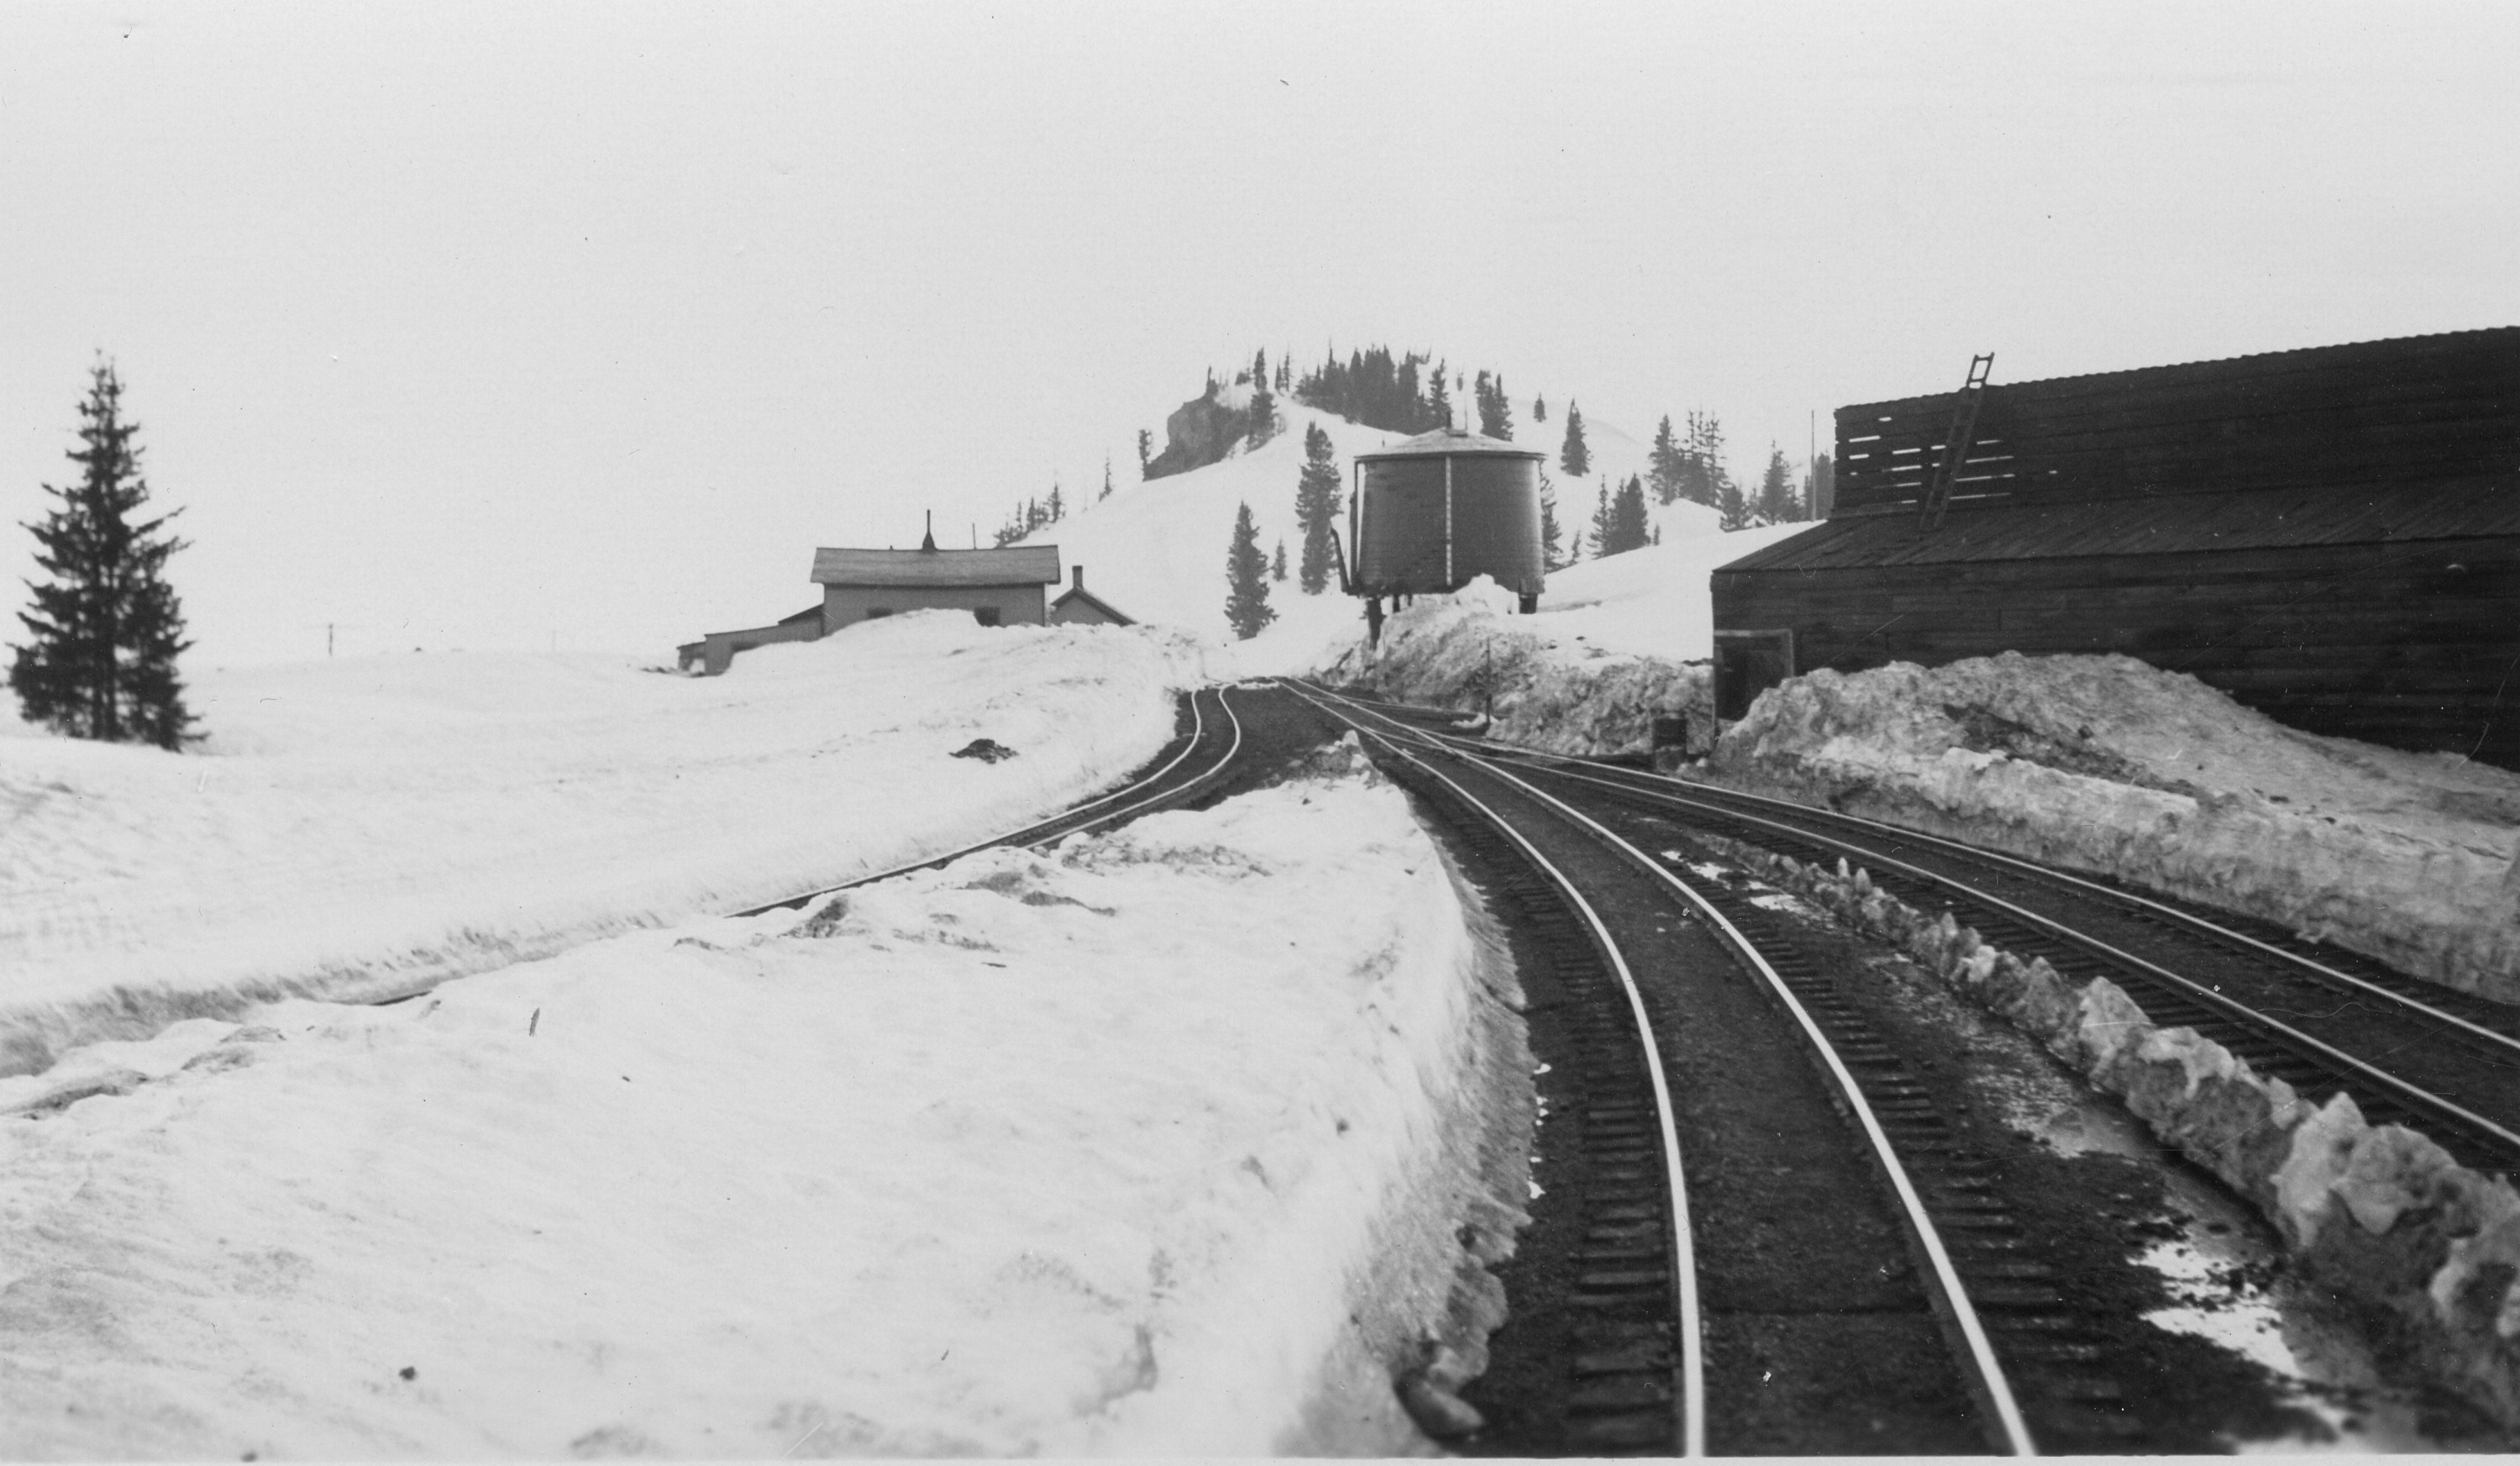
[1389,722,2520,1178]
[1286,679,2042,1455]
[731,686,1246,918]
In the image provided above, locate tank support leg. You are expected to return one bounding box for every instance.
[1365,596,1383,647]
[1519,592,1538,614]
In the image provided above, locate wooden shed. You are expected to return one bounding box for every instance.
[1712,328,2520,767]
[1047,565,1135,628]
[811,544,1063,631]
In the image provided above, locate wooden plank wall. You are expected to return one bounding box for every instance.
[1835,329,2520,516]
[1713,533,2520,766]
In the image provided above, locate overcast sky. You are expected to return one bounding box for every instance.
[6,1,2514,666]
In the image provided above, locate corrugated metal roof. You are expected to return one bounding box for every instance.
[811,545,1062,586]
[1718,476,2520,573]
[1356,428,1544,461]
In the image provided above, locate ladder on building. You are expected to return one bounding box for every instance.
[1919,353,1994,531]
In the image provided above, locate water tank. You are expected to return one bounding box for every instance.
[1352,428,1546,601]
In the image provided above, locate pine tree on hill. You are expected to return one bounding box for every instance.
[1101,455,1114,502]
[1047,482,1064,523]
[1247,377,1276,448]
[1587,481,1614,559]
[1253,349,1268,389]
[1538,468,1565,571]
[1560,401,1590,476]
[1137,429,1153,479]
[1223,502,1276,639]
[1718,468,1751,532]
[1475,370,1514,440]
[1755,444,1802,525]
[1649,415,1686,505]
[1294,422,1344,594]
[1272,539,1288,581]
[10,360,197,748]
[1682,411,1730,508]
[1532,393,1547,423]
[1609,474,1651,554]
[1425,361,1452,430]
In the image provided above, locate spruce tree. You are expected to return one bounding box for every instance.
[1533,393,1547,423]
[1247,378,1276,448]
[1101,455,1114,502]
[1649,415,1687,505]
[1425,362,1452,431]
[1476,370,1514,440]
[10,360,197,749]
[1223,502,1276,639]
[1683,412,1730,509]
[1756,444,1799,524]
[1294,422,1344,594]
[1718,470,1751,532]
[1272,539,1288,581]
[1538,468,1565,571]
[1560,402,1590,476]
[1587,482,1614,558]
[1609,475,1651,553]
[1137,429,1154,479]
[1046,483,1064,523]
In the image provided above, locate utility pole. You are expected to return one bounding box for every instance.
[327,623,334,658]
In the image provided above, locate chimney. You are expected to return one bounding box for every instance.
[920,510,937,552]
[1072,565,1084,590]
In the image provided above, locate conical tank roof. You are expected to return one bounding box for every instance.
[1354,426,1546,461]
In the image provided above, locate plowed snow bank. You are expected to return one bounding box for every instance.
[1705,653,2520,1001]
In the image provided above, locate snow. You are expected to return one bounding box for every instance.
[1709,653,2520,1002]
[0,612,1203,1070]
[0,760,1517,1457]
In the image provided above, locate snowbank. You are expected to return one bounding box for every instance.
[1704,653,2520,1002]
[0,612,1202,1073]
[1725,842,2520,1431]
[0,760,1533,1458]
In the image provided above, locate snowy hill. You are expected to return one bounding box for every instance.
[1016,398,1803,670]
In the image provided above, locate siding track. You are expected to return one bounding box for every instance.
[1286,680,2037,1455]
[1410,728,2520,1178]
[732,686,1247,917]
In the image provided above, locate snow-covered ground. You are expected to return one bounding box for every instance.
[0,753,1525,1456]
[1,613,1200,1070]
[1706,653,2520,1002]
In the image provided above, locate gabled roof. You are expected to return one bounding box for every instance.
[1718,475,2520,574]
[1051,585,1136,625]
[811,545,1062,587]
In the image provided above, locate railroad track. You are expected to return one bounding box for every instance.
[731,686,1247,918]
[1389,720,2520,1179]
[1286,679,2049,1455]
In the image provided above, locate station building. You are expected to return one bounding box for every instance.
[678,536,1068,675]
[1711,328,2520,768]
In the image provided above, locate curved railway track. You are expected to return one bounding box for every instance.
[1374,714,2520,1178]
[731,686,1247,918]
[1286,679,2043,1455]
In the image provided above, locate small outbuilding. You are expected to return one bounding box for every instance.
[676,603,827,677]
[1048,565,1135,627]
[812,541,1064,632]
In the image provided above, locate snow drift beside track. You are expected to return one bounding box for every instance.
[1703,653,2520,1003]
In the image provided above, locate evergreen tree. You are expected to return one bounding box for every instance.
[11,360,196,748]
[1682,411,1730,509]
[1560,401,1590,476]
[1585,474,1650,558]
[1046,481,1064,523]
[1805,452,1835,518]
[1425,360,1452,430]
[1533,393,1547,423]
[1101,455,1114,502]
[1294,422,1344,594]
[1247,377,1276,448]
[1272,539,1288,581]
[1648,415,1687,504]
[1252,349,1268,390]
[1718,469,1751,532]
[1538,468,1565,571]
[1137,428,1153,479]
[1223,502,1276,639]
[1475,370,1514,439]
[1755,444,1801,525]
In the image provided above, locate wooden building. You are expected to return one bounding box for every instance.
[812,544,1063,632]
[1712,328,2520,767]
[676,603,827,676]
[1048,565,1135,627]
